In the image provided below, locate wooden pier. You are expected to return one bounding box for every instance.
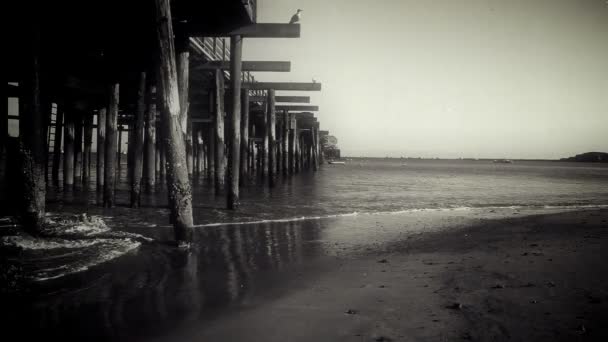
[4,0,337,243]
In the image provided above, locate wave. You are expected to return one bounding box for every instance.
[194,203,608,228]
[2,214,147,282]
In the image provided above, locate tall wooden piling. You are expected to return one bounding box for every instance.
[144,85,156,191]
[239,88,249,183]
[206,124,215,182]
[267,89,276,186]
[130,71,146,207]
[63,108,75,189]
[51,103,63,184]
[117,125,123,171]
[177,35,192,176]
[83,113,93,184]
[96,108,106,191]
[154,0,194,242]
[282,110,289,175]
[74,113,83,184]
[214,69,225,194]
[227,34,242,209]
[19,24,46,232]
[288,113,296,174]
[103,83,119,207]
[262,106,269,179]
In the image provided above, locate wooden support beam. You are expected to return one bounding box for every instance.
[103,82,119,207]
[227,34,242,209]
[51,103,63,184]
[289,113,296,174]
[96,108,106,191]
[244,82,321,91]
[214,69,226,194]
[194,61,290,72]
[206,123,215,183]
[83,113,93,184]
[239,88,249,183]
[19,25,46,232]
[63,106,75,191]
[130,71,146,208]
[191,23,300,38]
[177,35,192,176]
[275,105,319,112]
[144,85,156,191]
[282,111,289,175]
[250,95,310,103]
[73,113,83,184]
[267,89,276,186]
[155,0,194,243]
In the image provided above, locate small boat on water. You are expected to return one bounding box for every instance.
[327,160,346,165]
[493,159,513,164]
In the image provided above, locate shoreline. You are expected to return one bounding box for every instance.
[2,208,608,341]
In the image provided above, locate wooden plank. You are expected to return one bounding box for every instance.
[244,82,321,91]
[194,61,290,72]
[275,105,318,112]
[191,23,300,38]
[250,95,310,103]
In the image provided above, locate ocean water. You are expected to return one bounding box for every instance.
[1,158,607,340]
[36,158,608,226]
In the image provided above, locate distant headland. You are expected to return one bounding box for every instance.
[560,152,608,163]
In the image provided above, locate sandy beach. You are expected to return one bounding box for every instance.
[155,209,608,342]
[4,208,606,341]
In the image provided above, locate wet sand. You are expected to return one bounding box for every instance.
[3,208,608,341]
[160,209,608,342]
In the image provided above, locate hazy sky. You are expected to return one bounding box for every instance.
[244,0,608,159]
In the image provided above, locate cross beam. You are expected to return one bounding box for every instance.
[250,95,310,103]
[276,105,319,112]
[193,61,290,72]
[244,82,322,91]
[191,23,300,38]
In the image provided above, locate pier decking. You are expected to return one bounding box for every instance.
[3,0,339,243]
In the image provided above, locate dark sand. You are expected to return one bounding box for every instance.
[3,209,608,341]
[161,209,608,342]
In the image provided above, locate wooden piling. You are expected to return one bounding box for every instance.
[207,123,215,182]
[177,36,193,176]
[267,89,276,186]
[227,34,242,209]
[144,85,156,191]
[103,83,119,207]
[262,107,268,179]
[239,88,249,183]
[117,125,123,172]
[130,71,146,207]
[96,108,106,191]
[288,113,296,174]
[214,69,226,194]
[83,113,93,184]
[74,113,83,184]
[51,103,63,184]
[19,24,46,232]
[282,111,289,175]
[154,0,194,242]
[63,108,75,189]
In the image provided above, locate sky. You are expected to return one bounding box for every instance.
[243,0,608,159]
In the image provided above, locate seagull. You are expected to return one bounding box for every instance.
[289,9,302,24]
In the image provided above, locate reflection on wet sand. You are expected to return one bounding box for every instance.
[8,219,325,341]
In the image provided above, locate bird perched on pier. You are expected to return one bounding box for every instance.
[289,9,302,24]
